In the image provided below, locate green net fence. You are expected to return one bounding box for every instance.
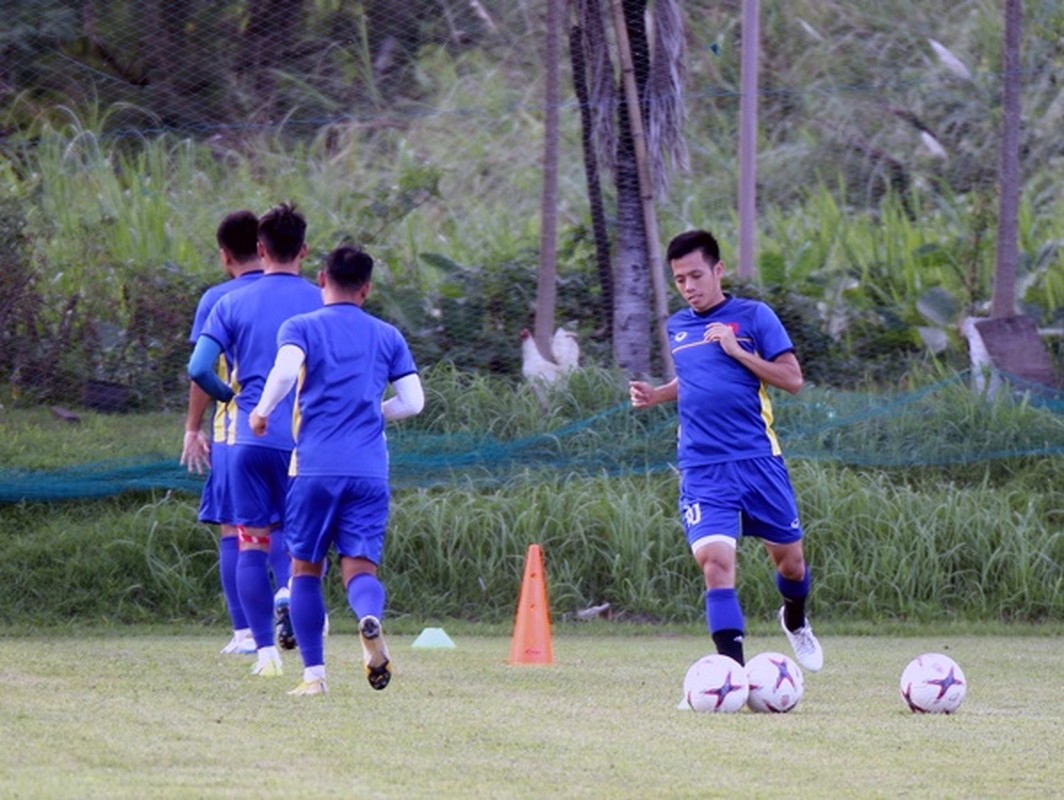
[3,371,1062,504]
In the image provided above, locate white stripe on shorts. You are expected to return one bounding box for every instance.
[690,534,737,554]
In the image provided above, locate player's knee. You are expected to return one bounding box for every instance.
[698,556,735,587]
[777,555,806,582]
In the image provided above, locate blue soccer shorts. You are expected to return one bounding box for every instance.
[228,444,291,528]
[284,475,390,565]
[197,444,232,525]
[678,455,803,553]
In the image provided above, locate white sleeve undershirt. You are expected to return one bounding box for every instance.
[252,344,304,418]
[383,373,425,422]
[254,345,424,424]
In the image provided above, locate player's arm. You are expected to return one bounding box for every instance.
[249,344,305,436]
[180,382,212,474]
[704,322,804,395]
[382,373,425,422]
[629,377,678,409]
[188,337,234,402]
[737,350,803,395]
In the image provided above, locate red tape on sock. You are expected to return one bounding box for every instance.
[237,526,271,547]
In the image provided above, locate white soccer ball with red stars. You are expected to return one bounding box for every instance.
[682,654,749,713]
[899,653,967,714]
[745,651,804,713]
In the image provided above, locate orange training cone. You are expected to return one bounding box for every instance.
[509,544,553,666]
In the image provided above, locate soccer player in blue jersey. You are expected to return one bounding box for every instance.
[188,203,323,677]
[629,229,823,672]
[180,210,263,656]
[249,245,424,696]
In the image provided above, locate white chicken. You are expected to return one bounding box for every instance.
[551,326,581,373]
[520,327,580,393]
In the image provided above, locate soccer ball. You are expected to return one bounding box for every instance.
[682,654,749,713]
[899,653,967,714]
[745,651,804,713]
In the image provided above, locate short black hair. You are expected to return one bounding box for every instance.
[257,202,307,262]
[324,245,373,290]
[666,230,720,266]
[216,210,259,263]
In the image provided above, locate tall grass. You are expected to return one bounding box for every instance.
[3,362,1063,620]
[1,461,1059,628]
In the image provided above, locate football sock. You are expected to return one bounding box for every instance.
[346,573,386,621]
[712,629,746,665]
[290,575,325,669]
[268,529,291,590]
[706,588,745,665]
[777,568,812,631]
[236,549,275,648]
[219,535,248,630]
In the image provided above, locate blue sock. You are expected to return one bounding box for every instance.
[776,567,811,600]
[705,588,745,664]
[290,575,325,669]
[268,530,291,591]
[236,550,274,648]
[778,567,811,630]
[219,536,247,630]
[346,573,386,622]
[705,588,745,635]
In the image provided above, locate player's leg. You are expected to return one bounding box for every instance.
[682,465,745,665]
[230,445,291,676]
[747,455,823,672]
[283,475,334,695]
[764,539,822,672]
[198,453,253,654]
[767,540,810,629]
[343,560,390,690]
[339,478,391,690]
[236,525,282,675]
[287,557,328,695]
[218,524,254,654]
[269,524,296,650]
[694,541,745,665]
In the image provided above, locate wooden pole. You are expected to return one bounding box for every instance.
[534,0,562,357]
[610,0,674,379]
[737,0,760,280]
[991,0,1021,319]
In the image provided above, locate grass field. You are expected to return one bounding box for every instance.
[1,627,1060,799]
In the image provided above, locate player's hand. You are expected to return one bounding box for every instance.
[249,412,267,437]
[704,322,741,357]
[180,430,210,474]
[629,380,656,409]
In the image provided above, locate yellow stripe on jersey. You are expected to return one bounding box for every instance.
[227,362,241,445]
[288,364,307,478]
[211,355,231,443]
[758,383,782,456]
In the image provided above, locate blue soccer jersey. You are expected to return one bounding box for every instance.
[278,303,418,479]
[201,273,322,450]
[188,271,263,525]
[669,295,795,467]
[188,271,263,448]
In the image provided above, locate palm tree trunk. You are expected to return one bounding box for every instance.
[569,22,613,334]
[737,0,760,280]
[610,0,656,379]
[991,0,1022,319]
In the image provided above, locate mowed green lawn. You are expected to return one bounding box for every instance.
[0,630,1060,799]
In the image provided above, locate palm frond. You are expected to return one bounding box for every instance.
[646,0,688,198]
[576,0,616,175]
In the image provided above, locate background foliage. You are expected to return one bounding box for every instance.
[0,0,1062,407]
[0,2,1061,628]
